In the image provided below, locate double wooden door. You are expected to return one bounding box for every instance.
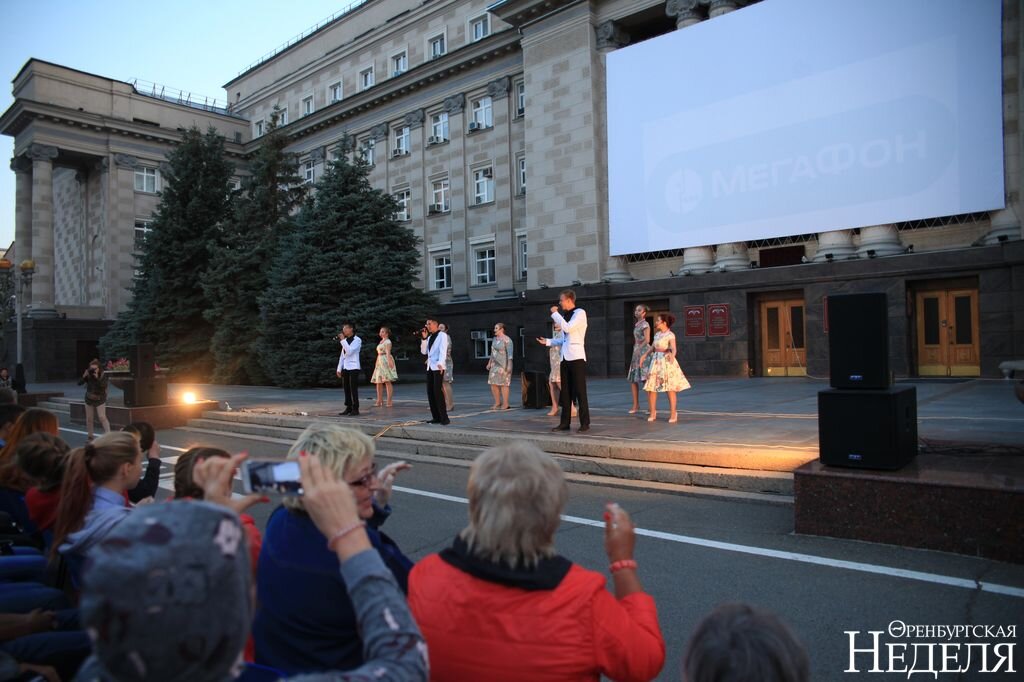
[915,289,980,376]
[760,299,806,376]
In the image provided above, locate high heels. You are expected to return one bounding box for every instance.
[628,407,638,414]
[647,413,657,422]
[668,412,678,423]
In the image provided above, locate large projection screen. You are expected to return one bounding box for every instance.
[606,0,1005,256]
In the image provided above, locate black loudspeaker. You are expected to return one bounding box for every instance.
[521,370,552,409]
[129,344,155,379]
[123,377,167,408]
[827,293,890,389]
[818,386,917,470]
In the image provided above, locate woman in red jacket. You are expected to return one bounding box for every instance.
[408,441,665,682]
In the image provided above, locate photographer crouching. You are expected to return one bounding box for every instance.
[78,359,111,441]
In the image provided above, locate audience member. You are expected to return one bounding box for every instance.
[0,409,59,481]
[0,368,11,391]
[681,602,810,682]
[72,452,427,682]
[121,422,162,503]
[0,404,26,447]
[253,423,414,675]
[19,433,71,534]
[0,388,18,407]
[408,441,665,681]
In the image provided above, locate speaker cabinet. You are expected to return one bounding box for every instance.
[129,344,155,379]
[818,386,917,470]
[521,370,552,409]
[827,293,890,389]
[122,377,167,408]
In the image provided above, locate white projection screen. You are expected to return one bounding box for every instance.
[606,0,1005,256]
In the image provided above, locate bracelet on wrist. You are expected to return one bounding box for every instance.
[609,559,638,573]
[326,521,366,551]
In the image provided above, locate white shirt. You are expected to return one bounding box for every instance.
[420,331,449,372]
[337,335,362,371]
[548,308,587,361]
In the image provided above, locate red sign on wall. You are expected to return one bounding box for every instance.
[707,303,731,337]
[684,306,706,337]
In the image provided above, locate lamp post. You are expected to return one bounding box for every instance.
[0,258,36,366]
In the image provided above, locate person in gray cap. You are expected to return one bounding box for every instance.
[74,453,428,682]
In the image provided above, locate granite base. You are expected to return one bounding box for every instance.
[68,400,220,430]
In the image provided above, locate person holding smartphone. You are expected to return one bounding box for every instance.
[77,359,110,441]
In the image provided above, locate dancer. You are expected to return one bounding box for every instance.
[538,289,590,432]
[486,323,513,410]
[336,324,362,416]
[640,313,691,423]
[420,319,450,425]
[438,323,455,411]
[371,327,397,407]
[543,322,577,419]
[627,304,652,414]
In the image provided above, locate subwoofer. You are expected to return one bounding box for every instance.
[521,370,551,409]
[129,344,155,379]
[122,377,167,408]
[818,386,917,470]
[827,293,890,389]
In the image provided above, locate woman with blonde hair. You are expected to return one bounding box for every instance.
[370,326,398,407]
[253,423,413,675]
[409,442,665,682]
[486,322,513,410]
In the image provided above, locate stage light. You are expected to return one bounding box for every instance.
[866,249,877,259]
[182,392,197,404]
[997,234,1009,243]
[539,283,549,289]
[800,255,809,263]
[749,261,758,269]
[825,253,834,262]
[572,279,582,286]
[905,244,914,254]
[669,270,678,277]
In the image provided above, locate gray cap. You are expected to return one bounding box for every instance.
[80,501,252,682]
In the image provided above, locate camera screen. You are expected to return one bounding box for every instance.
[244,460,303,496]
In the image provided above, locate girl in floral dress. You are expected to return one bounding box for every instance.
[439,323,454,411]
[627,304,652,414]
[371,327,398,407]
[641,313,691,423]
[486,323,513,410]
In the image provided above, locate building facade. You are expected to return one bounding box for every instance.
[3,0,1022,382]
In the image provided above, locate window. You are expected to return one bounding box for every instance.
[433,253,452,290]
[430,112,449,142]
[360,138,376,166]
[428,33,446,59]
[517,156,527,194]
[515,80,525,116]
[475,245,496,285]
[393,189,410,221]
[328,81,343,103]
[431,178,450,212]
[470,14,490,42]
[471,329,493,358]
[473,167,494,205]
[392,52,407,77]
[133,220,152,253]
[254,120,265,137]
[517,234,528,280]
[302,96,314,117]
[360,67,375,90]
[278,108,288,126]
[471,96,492,129]
[393,126,410,156]
[303,160,315,185]
[134,167,158,193]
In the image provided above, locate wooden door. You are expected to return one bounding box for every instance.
[916,289,980,376]
[760,299,807,376]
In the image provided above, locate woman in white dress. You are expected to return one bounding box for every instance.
[640,313,691,423]
[371,327,398,407]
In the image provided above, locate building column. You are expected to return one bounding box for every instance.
[27,144,59,318]
[707,0,739,18]
[856,224,903,258]
[679,245,715,274]
[10,156,33,304]
[666,0,705,29]
[813,229,857,262]
[595,20,634,283]
[714,242,749,271]
[981,207,1021,245]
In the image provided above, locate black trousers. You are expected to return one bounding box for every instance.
[559,359,589,428]
[341,369,359,411]
[426,370,449,423]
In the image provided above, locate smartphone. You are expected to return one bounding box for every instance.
[240,459,303,496]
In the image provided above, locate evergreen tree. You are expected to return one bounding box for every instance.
[259,145,437,387]
[202,112,306,384]
[100,126,234,379]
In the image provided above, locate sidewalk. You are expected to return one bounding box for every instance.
[40,375,1024,449]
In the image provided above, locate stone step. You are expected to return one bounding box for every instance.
[38,401,70,414]
[178,420,794,499]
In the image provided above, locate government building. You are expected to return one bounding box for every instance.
[3,0,1022,382]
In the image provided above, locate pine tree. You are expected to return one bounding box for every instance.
[100,126,234,380]
[259,146,437,387]
[202,111,306,384]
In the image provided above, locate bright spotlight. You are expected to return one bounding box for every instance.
[182,392,198,404]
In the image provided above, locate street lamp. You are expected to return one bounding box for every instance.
[0,258,36,367]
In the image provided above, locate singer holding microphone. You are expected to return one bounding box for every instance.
[537,289,590,433]
[336,323,362,416]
